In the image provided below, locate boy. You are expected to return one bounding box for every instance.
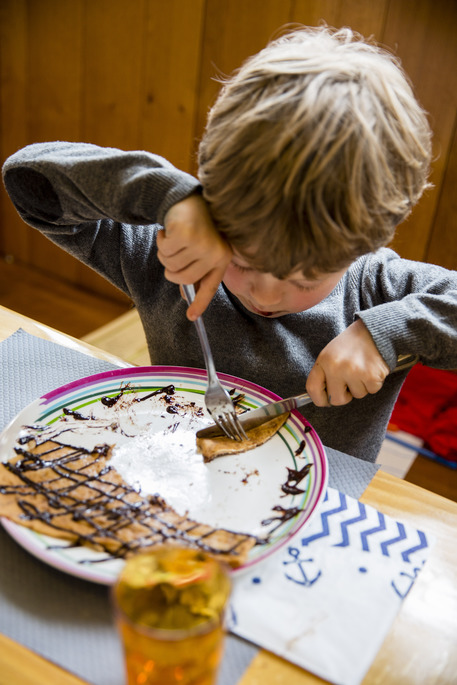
[3,26,457,463]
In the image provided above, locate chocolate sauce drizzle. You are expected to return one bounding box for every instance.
[101,390,124,407]
[294,439,306,456]
[281,463,312,496]
[261,505,303,534]
[63,408,90,421]
[229,388,246,406]
[135,385,176,403]
[133,385,204,419]
[257,461,313,537]
[0,426,255,561]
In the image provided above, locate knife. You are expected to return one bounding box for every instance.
[196,353,418,439]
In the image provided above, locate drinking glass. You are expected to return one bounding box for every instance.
[112,545,232,685]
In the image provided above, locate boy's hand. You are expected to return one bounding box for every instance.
[306,319,390,407]
[157,194,232,320]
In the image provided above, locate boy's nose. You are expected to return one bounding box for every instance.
[250,275,282,307]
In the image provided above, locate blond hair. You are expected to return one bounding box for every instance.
[198,26,432,277]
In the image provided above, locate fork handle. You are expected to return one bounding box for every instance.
[182,284,217,380]
[182,283,196,307]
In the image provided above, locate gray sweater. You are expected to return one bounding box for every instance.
[3,142,457,462]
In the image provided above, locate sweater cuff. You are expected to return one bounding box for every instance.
[151,170,202,226]
[356,301,414,369]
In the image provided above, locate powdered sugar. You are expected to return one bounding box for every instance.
[110,427,213,515]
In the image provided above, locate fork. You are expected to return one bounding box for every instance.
[182,284,248,441]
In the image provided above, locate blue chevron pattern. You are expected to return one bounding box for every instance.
[334,501,367,547]
[301,490,348,546]
[401,530,428,562]
[360,511,387,551]
[380,522,407,556]
[300,487,430,564]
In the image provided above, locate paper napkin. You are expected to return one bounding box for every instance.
[230,487,433,685]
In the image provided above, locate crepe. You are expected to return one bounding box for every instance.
[0,430,256,568]
[197,413,290,462]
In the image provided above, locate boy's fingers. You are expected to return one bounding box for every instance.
[156,229,183,258]
[308,364,388,407]
[185,286,218,321]
[185,269,225,320]
[306,363,331,407]
[160,252,199,276]
[163,259,220,287]
[348,379,371,399]
[159,243,232,284]
[325,378,355,405]
[363,375,387,395]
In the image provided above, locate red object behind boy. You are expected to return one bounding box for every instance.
[390,365,457,462]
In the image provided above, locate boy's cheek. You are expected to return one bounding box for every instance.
[293,291,322,311]
[222,270,245,295]
[294,286,338,311]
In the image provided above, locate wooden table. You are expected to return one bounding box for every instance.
[1,304,456,685]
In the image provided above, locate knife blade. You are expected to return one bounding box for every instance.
[196,392,311,439]
[195,353,418,440]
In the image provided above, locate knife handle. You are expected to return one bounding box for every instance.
[394,354,419,372]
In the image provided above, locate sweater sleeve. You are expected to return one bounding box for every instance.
[2,142,201,230]
[2,142,201,297]
[355,249,457,370]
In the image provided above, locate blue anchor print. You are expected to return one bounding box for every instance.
[391,566,421,599]
[226,602,238,628]
[283,546,322,586]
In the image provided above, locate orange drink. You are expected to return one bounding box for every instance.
[112,546,232,685]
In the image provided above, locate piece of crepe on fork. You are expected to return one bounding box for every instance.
[197,413,290,462]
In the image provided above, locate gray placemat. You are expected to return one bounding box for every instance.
[326,446,379,500]
[0,328,377,684]
[0,329,120,431]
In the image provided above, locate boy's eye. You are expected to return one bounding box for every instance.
[231,262,252,273]
[291,281,318,292]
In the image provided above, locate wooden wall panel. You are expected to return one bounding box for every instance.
[382,0,457,263]
[77,0,205,298]
[27,0,83,143]
[82,0,145,150]
[290,0,388,36]
[27,0,83,282]
[0,0,31,260]
[139,0,205,172]
[76,0,147,298]
[426,118,457,270]
[0,0,456,306]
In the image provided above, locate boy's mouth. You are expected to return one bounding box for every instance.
[253,308,274,317]
[234,293,284,317]
[250,303,278,317]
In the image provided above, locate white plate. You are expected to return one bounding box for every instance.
[0,366,327,584]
